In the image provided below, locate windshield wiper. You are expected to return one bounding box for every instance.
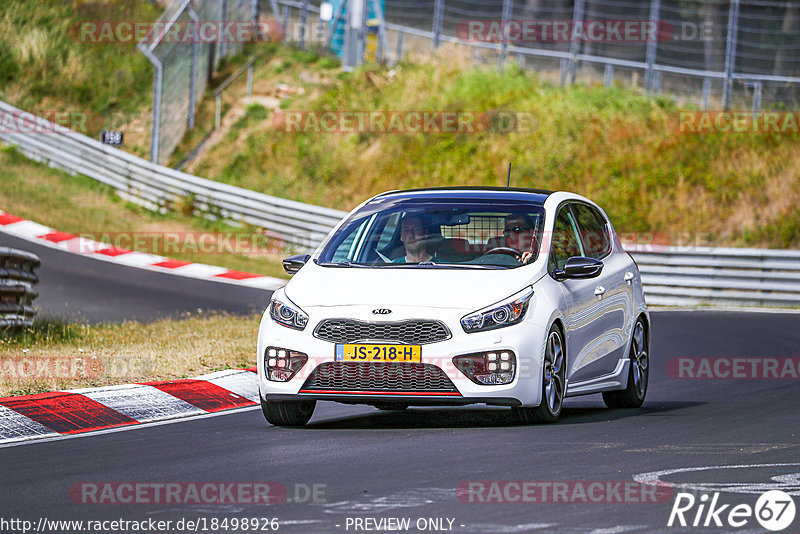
[316,260,370,268]
[387,262,506,270]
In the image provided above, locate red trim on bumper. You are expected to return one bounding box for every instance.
[298,389,461,396]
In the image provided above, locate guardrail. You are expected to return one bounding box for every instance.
[0,100,347,251]
[0,247,40,328]
[627,245,800,308]
[2,99,800,309]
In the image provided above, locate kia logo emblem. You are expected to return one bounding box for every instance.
[372,309,392,315]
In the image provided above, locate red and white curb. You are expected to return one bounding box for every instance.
[0,369,261,444]
[0,209,286,290]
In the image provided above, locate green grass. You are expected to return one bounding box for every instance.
[0,145,290,279]
[190,48,800,249]
[0,0,160,135]
[0,312,260,396]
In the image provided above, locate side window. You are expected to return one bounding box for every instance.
[549,206,584,271]
[330,218,370,262]
[571,204,611,259]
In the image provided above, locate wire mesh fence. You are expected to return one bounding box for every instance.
[268,0,800,110]
[139,0,258,165]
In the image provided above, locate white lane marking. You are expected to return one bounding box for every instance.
[590,526,649,534]
[459,523,557,533]
[634,463,800,495]
[0,405,59,443]
[73,383,205,422]
[0,405,260,449]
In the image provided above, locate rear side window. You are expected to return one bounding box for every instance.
[571,203,611,259]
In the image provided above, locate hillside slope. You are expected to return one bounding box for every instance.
[190,48,800,249]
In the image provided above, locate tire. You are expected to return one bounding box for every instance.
[373,403,409,411]
[260,396,316,426]
[513,324,566,424]
[603,317,648,409]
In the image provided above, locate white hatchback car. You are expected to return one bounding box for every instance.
[257,187,649,426]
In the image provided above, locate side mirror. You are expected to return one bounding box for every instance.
[282,254,310,275]
[553,256,604,281]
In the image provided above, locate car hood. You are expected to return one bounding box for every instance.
[284,261,545,311]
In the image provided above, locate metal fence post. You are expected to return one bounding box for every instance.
[722,0,740,110]
[252,0,260,22]
[498,0,513,71]
[567,0,585,84]
[282,5,289,42]
[395,31,404,64]
[432,0,444,49]
[221,0,229,59]
[752,81,762,116]
[604,64,614,87]
[139,45,162,164]
[187,5,200,129]
[300,0,309,49]
[702,78,711,110]
[215,93,222,130]
[358,0,368,64]
[644,0,661,92]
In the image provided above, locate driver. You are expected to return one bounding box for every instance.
[503,214,537,264]
[394,214,438,263]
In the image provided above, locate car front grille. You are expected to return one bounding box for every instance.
[313,319,450,344]
[301,362,458,393]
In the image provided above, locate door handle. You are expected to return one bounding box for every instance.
[624,271,634,285]
[594,286,606,298]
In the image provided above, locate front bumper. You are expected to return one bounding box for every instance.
[257,306,548,407]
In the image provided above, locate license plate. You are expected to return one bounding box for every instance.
[335,344,422,362]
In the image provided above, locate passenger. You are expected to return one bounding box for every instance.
[395,214,438,263]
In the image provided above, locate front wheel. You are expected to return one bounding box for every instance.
[260,396,315,426]
[602,317,648,409]
[513,325,566,424]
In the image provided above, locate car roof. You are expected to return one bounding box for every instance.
[373,186,554,204]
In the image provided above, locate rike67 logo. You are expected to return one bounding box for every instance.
[669,490,796,531]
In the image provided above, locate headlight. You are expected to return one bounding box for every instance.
[269,294,308,330]
[461,287,533,333]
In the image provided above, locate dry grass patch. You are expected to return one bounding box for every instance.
[0,313,261,397]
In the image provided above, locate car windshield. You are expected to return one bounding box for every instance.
[317,196,546,269]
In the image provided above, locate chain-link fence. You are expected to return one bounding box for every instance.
[139,0,258,164]
[268,0,800,110]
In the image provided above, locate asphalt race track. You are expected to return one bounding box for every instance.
[2,234,800,532]
[1,233,271,322]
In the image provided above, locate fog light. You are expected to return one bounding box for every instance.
[265,346,308,382]
[453,350,516,385]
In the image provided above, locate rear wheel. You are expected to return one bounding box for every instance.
[602,317,648,408]
[513,325,565,424]
[260,396,315,426]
